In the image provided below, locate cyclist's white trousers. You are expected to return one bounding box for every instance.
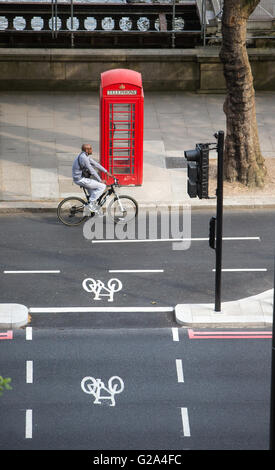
[75,178,106,202]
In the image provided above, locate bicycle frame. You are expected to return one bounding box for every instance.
[82,181,119,209]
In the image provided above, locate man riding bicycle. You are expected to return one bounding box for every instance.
[72,144,113,214]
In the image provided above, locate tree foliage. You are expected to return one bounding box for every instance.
[0,376,12,397]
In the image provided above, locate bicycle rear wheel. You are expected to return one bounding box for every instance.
[107,195,138,223]
[57,197,88,226]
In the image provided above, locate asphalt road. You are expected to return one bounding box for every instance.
[0,326,272,450]
[0,209,274,328]
[0,209,274,452]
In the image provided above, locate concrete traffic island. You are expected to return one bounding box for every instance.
[175,289,273,328]
[0,303,29,329]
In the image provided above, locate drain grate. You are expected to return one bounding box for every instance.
[165,157,186,169]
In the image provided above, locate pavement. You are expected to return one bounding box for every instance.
[0,90,274,328]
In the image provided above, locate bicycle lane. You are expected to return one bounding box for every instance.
[0,212,272,314]
[1,327,190,450]
[1,325,272,450]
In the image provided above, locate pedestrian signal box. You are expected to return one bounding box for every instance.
[100,68,144,186]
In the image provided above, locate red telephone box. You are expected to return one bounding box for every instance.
[100,68,144,186]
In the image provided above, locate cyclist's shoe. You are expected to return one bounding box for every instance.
[83,204,91,216]
[88,201,102,216]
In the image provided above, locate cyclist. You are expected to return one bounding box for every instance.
[72,144,113,213]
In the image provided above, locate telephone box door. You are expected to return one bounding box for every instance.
[100,69,143,186]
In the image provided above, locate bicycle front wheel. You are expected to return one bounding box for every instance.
[107,195,138,223]
[57,197,87,226]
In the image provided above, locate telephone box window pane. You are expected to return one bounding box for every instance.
[113,113,130,121]
[114,104,131,111]
[113,166,130,175]
[113,150,130,157]
[116,131,131,139]
[113,140,131,148]
[113,123,131,131]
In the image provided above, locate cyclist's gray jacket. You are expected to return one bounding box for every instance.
[72,152,107,183]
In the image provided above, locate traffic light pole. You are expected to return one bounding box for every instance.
[214,131,224,312]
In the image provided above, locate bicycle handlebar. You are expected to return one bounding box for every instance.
[110,176,120,187]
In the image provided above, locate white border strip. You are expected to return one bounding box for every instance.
[29,306,174,313]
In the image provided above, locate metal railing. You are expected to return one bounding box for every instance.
[0,1,202,48]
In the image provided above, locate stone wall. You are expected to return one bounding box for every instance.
[0,47,274,92]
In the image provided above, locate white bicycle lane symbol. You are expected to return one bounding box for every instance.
[82,278,123,302]
[81,376,124,407]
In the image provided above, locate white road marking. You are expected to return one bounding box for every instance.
[91,237,260,243]
[82,277,123,302]
[29,306,174,313]
[212,268,267,272]
[176,359,184,383]
[172,327,179,342]
[25,410,32,439]
[108,269,164,273]
[26,361,33,384]
[3,270,60,274]
[181,407,191,437]
[26,327,32,341]
[81,376,124,407]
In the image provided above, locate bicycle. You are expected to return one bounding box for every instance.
[57,177,138,227]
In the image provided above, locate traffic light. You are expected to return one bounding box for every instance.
[184,143,209,199]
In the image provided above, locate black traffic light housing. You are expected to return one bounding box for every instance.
[184,143,209,199]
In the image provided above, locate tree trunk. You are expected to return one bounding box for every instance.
[219,0,266,187]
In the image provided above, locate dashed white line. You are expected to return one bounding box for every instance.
[4,270,60,274]
[181,407,191,437]
[26,361,33,384]
[108,269,164,273]
[26,327,32,341]
[171,327,179,342]
[212,268,267,272]
[25,409,32,439]
[176,359,184,383]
